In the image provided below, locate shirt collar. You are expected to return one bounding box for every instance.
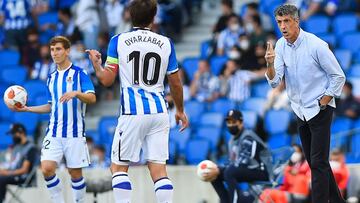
[131,27,151,31]
[287,28,304,49]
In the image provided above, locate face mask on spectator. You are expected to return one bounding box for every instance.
[228,50,241,60]
[239,40,250,51]
[290,152,302,163]
[340,92,349,99]
[245,23,254,33]
[91,154,100,163]
[227,125,240,135]
[330,160,341,170]
[12,136,21,145]
[229,23,240,32]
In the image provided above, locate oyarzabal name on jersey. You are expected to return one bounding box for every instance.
[124,36,164,49]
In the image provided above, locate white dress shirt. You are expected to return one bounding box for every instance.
[266,29,345,121]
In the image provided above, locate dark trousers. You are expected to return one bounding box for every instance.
[297,107,345,203]
[0,175,25,203]
[211,164,268,203]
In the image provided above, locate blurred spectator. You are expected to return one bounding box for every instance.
[75,0,100,49]
[104,0,124,36]
[22,29,41,70]
[190,60,219,102]
[236,34,258,71]
[178,68,191,102]
[97,32,109,64]
[287,0,339,20]
[335,81,360,119]
[242,2,273,32]
[30,44,56,81]
[217,14,244,56]
[218,59,237,98]
[166,93,176,128]
[248,15,267,47]
[260,144,311,203]
[213,0,235,36]
[0,123,38,202]
[264,80,290,112]
[56,8,78,41]
[115,5,131,34]
[90,145,109,169]
[330,149,349,197]
[157,0,184,41]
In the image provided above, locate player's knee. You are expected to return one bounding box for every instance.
[68,168,83,179]
[110,163,129,174]
[41,164,56,177]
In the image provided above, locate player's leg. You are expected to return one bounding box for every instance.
[143,113,173,203]
[110,163,132,203]
[64,137,90,203]
[41,137,65,203]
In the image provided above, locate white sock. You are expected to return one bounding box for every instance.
[71,176,86,203]
[154,177,173,203]
[45,174,65,203]
[112,172,132,203]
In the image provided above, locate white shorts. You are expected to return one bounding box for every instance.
[111,113,170,165]
[41,136,90,168]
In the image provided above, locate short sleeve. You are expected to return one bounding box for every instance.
[25,147,37,165]
[167,39,178,74]
[46,76,52,103]
[105,35,119,70]
[80,70,95,94]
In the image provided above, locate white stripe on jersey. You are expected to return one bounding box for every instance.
[66,69,75,136]
[56,71,64,137]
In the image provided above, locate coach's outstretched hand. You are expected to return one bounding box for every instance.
[175,111,189,132]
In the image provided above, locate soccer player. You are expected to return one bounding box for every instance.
[13,36,96,203]
[86,0,189,202]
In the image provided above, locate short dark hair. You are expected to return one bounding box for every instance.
[128,0,157,27]
[274,4,299,20]
[49,36,71,49]
[221,0,233,9]
[345,81,353,90]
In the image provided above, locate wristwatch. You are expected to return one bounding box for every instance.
[319,100,327,110]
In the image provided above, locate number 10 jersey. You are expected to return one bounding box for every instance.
[105,28,178,115]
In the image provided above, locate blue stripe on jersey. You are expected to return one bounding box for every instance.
[128,87,137,114]
[120,88,125,114]
[81,102,85,137]
[62,69,70,138]
[72,70,79,137]
[137,89,150,114]
[150,92,163,113]
[167,39,178,73]
[52,72,59,137]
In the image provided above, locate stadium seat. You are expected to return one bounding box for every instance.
[348,64,360,77]
[210,99,236,115]
[334,49,352,72]
[169,127,191,154]
[241,110,258,130]
[330,117,353,149]
[199,112,224,128]
[340,32,360,54]
[98,116,118,145]
[0,65,27,85]
[333,13,358,37]
[209,55,228,76]
[318,33,336,48]
[185,100,206,126]
[182,57,200,81]
[348,77,360,97]
[351,133,360,156]
[241,97,267,116]
[168,139,177,164]
[303,15,330,35]
[354,52,360,64]
[267,133,291,149]
[85,129,100,145]
[38,12,58,27]
[13,112,39,136]
[0,99,12,122]
[345,152,360,164]
[23,80,47,106]
[264,110,291,135]
[0,50,20,66]
[0,122,12,150]
[200,40,212,59]
[59,0,76,8]
[185,139,210,165]
[195,126,222,151]
[251,80,270,98]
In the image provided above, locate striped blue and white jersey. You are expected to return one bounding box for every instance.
[0,0,32,30]
[106,27,178,115]
[45,64,95,138]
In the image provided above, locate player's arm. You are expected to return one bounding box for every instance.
[13,103,51,113]
[60,91,96,104]
[0,160,31,176]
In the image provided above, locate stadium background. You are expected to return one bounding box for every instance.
[0,0,360,202]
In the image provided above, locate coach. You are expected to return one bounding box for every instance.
[264,4,346,203]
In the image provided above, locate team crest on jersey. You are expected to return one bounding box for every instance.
[66,76,73,84]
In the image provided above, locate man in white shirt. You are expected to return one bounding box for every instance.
[264,4,346,203]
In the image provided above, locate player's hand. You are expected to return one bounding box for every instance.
[9,104,29,112]
[265,41,275,66]
[60,91,78,103]
[175,111,189,132]
[86,49,102,67]
[202,165,220,182]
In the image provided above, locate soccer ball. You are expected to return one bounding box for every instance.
[3,85,27,108]
[196,160,217,181]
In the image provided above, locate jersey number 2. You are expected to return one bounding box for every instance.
[128,51,161,86]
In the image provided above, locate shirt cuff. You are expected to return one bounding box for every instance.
[167,68,179,75]
[84,90,95,94]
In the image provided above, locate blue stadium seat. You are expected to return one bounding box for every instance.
[348,64,360,77]
[330,117,353,149]
[264,110,291,135]
[209,56,228,76]
[169,127,191,154]
[200,40,212,59]
[318,33,336,48]
[185,100,205,126]
[304,15,330,35]
[242,110,258,130]
[0,122,12,150]
[348,77,360,97]
[59,0,76,8]
[13,112,39,135]
[182,57,200,81]
[210,99,236,115]
[38,12,58,27]
[351,133,360,156]
[333,13,358,37]
[267,133,291,149]
[195,126,222,151]
[340,32,360,54]
[23,80,47,106]
[334,49,352,72]
[98,116,118,145]
[354,52,360,64]
[0,50,20,66]
[241,97,267,116]
[185,139,210,165]
[85,129,100,145]
[168,139,177,164]
[346,152,360,164]
[200,112,224,128]
[251,80,270,98]
[0,99,12,122]
[0,65,27,85]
